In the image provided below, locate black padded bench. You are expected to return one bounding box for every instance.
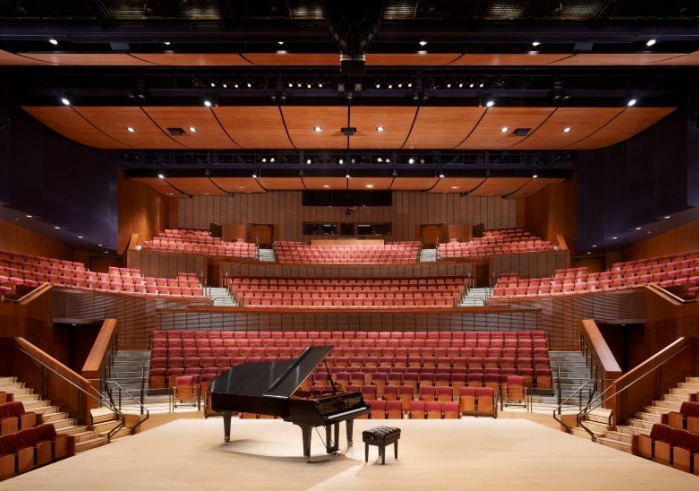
[362,426,401,464]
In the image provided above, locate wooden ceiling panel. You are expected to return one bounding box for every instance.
[510,107,623,150]
[652,50,699,66]
[211,177,266,193]
[74,107,185,148]
[450,53,572,66]
[0,49,50,65]
[166,178,223,196]
[213,106,292,149]
[566,107,676,150]
[404,107,485,149]
[429,177,491,194]
[242,53,338,65]
[143,107,239,149]
[508,177,566,198]
[346,106,417,149]
[256,177,303,190]
[471,178,533,197]
[302,177,350,190]
[347,177,395,191]
[458,107,554,149]
[19,53,153,66]
[366,53,462,65]
[130,177,184,198]
[128,53,250,66]
[390,177,438,190]
[281,106,350,149]
[551,53,683,66]
[21,106,125,149]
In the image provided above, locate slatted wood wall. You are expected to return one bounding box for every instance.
[490,250,568,279]
[176,192,518,242]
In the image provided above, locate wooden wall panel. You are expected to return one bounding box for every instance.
[490,250,567,279]
[622,219,699,261]
[0,219,74,259]
[117,172,170,254]
[127,250,206,279]
[175,192,518,242]
[524,175,577,252]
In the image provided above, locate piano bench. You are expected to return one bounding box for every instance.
[362,426,401,465]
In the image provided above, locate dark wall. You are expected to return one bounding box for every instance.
[0,81,120,249]
[577,108,691,249]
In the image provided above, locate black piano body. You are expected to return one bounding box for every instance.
[209,345,369,461]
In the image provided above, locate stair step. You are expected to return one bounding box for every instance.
[634,411,663,422]
[643,405,670,415]
[92,407,118,424]
[586,408,612,424]
[685,377,699,383]
[21,399,50,410]
[56,425,88,437]
[580,420,609,435]
[678,382,699,391]
[75,436,109,453]
[41,411,69,423]
[663,393,691,403]
[652,400,682,410]
[669,388,697,397]
[602,431,633,444]
[570,427,594,440]
[629,418,655,430]
[12,393,40,402]
[597,437,633,453]
[51,418,77,430]
[0,381,25,390]
[616,424,650,437]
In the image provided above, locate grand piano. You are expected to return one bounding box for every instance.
[209,345,369,462]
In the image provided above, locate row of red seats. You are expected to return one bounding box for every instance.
[0,424,70,481]
[142,229,256,259]
[151,329,546,341]
[274,241,420,265]
[637,423,699,475]
[0,402,38,436]
[438,228,553,259]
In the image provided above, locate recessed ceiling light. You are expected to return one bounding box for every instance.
[419,40,427,46]
[438,173,445,178]
[377,157,383,162]
[26,214,32,218]
[126,127,135,133]
[345,173,351,179]
[664,215,671,219]
[532,173,539,179]
[203,100,212,107]
[612,236,618,240]
[592,244,597,248]
[306,159,312,164]
[450,186,460,190]
[98,244,103,247]
[376,126,385,132]
[635,226,642,231]
[188,126,197,132]
[486,100,495,107]
[338,159,344,164]
[278,41,284,45]
[49,38,58,46]
[587,251,591,255]
[563,127,571,133]
[417,50,428,55]
[501,126,509,133]
[313,126,323,132]
[61,97,71,106]
[252,173,257,178]
[210,82,216,88]
[532,41,541,47]
[366,184,374,189]
[408,158,415,164]
[323,184,330,188]
[158,173,165,179]
[163,41,171,46]
[646,39,656,47]
[78,235,83,239]
[627,98,637,107]
[54,226,60,230]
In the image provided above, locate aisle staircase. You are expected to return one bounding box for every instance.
[459,287,489,307]
[571,375,699,454]
[419,248,437,262]
[549,351,595,401]
[0,376,112,453]
[207,287,237,306]
[258,248,276,262]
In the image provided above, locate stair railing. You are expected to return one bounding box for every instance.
[104,379,150,433]
[553,380,597,434]
[575,342,693,438]
[12,342,126,442]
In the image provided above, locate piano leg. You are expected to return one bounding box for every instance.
[324,423,339,455]
[300,425,313,463]
[345,418,355,447]
[222,411,232,442]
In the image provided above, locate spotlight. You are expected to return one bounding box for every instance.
[61,97,71,106]
[486,100,495,108]
[627,98,637,107]
[49,38,58,46]
[646,39,656,47]
[203,100,212,107]
[158,173,165,179]
[532,41,541,47]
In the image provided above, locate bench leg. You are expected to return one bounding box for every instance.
[365,443,369,463]
[394,440,398,460]
[380,444,386,465]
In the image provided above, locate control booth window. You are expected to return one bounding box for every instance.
[357,223,391,236]
[303,223,338,236]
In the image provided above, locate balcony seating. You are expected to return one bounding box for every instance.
[141,229,257,260]
[227,275,466,309]
[438,228,554,259]
[491,249,699,299]
[274,241,420,265]
[0,249,207,301]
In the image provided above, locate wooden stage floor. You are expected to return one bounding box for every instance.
[2,417,697,490]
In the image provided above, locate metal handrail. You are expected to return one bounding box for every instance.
[13,344,126,442]
[104,380,150,432]
[553,380,597,434]
[576,344,692,428]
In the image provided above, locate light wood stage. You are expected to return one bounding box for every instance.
[2,417,697,490]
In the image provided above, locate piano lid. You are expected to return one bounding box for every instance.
[210,345,333,399]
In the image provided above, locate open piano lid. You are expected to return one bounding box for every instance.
[210,345,333,398]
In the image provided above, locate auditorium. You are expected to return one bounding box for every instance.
[0,1,698,489]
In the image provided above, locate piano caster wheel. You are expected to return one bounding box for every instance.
[224,437,230,443]
[348,440,353,447]
[305,457,312,463]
